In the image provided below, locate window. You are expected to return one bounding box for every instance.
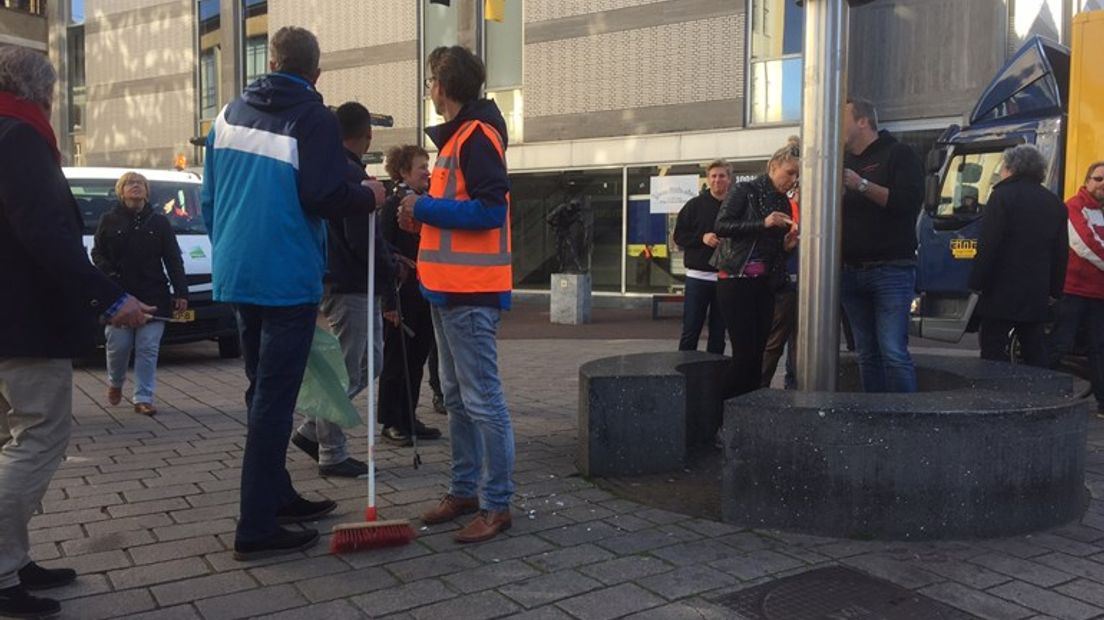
[1,0,45,16]
[749,0,803,124]
[70,179,206,235]
[198,0,221,121]
[485,0,523,142]
[68,24,85,132]
[242,0,267,85]
[937,151,1005,220]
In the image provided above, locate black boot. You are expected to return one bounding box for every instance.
[0,585,61,618]
[17,563,76,591]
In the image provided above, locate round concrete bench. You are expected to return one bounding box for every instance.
[722,354,1090,540]
[578,351,729,477]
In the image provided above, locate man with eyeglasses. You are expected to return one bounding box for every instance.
[1051,161,1104,416]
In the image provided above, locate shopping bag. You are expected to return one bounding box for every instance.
[296,326,363,429]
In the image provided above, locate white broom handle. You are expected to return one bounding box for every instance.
[367,211,377,510]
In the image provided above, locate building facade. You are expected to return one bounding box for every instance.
[46,0,1102,295]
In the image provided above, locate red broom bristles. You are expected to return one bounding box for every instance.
[329,520,417,554]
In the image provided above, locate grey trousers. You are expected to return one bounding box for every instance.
[297,293,382,465]
[0,358,72,589]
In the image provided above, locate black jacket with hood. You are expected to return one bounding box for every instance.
[92,202,187,318]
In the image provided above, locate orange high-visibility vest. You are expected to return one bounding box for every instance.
[418,120,512,293]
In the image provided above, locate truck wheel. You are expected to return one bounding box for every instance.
[218,335,241,359]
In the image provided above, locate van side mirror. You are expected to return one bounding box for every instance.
[926,148,946,174]
[924,174,942,214]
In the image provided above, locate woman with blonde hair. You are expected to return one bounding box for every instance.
[92,171,188,415]
[712,136,801,397]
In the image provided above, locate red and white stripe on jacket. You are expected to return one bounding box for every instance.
[1065,187,1104,300]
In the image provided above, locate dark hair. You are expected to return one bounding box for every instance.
[427,45,485,104]
[1085,161,1104,184]
[847,96,879,131]
[335,102,371,140]
[1002,144,1048,183]
[270,26,320,78]
[384,144,430,182]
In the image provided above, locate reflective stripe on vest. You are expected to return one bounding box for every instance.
[418,120,512,292]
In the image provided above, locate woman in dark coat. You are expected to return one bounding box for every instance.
[969,144,1068,366]
[713,137,801,398]
[92,172,188,415]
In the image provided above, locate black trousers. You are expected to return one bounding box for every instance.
[979,318,1047,368]
[717,277,775,398]
[378,280,435,431]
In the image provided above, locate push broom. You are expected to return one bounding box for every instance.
[330,198,417,553]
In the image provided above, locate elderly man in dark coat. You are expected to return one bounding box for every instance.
[970,144,1069,366]
[0,46,152,618]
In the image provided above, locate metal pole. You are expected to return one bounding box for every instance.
[416,0,425,149]
[796,0,849,392]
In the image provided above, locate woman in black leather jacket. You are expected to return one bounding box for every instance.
[713,137,800,397]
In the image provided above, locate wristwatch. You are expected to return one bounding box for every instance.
[857,178,870,193]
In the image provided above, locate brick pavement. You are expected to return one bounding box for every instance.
[23,336,1104,620]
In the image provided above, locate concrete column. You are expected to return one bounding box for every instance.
[219,0,242,106]
[796,0,849,392]
[47,0,71,164]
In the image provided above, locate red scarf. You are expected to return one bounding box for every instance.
[0,92,60,163]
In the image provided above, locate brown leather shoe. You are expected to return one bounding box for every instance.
[134,402,157,416]
[107,386,122,406]
[454,510,512,543]
[420,494,479,525]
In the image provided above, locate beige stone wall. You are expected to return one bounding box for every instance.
[268,0,419,151]
[82,0,194,168]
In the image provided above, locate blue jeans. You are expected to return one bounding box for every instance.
[233,303,317,544]
[1050,293,1104,406]
[679,276,726,354]
[105,321,166,404]
[840,265,918,393]
[431,305,515,512]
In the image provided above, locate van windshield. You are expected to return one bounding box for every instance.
[70,179,206,235]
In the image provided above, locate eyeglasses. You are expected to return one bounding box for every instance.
[1091,176,1104,183]
[423,77,436,90]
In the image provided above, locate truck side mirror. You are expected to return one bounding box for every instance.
[924,174,942,214]
[926,148,946,174]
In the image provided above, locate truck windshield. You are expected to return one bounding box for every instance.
[70,179,207,235]
[936,151,1004,220]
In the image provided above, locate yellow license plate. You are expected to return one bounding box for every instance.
[172,309,196,322]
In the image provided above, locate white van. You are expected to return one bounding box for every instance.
[65,167,240,358]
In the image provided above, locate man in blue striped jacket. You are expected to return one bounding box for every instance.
[200,26,384,561]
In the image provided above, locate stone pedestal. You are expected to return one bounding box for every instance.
[550,273,591,325]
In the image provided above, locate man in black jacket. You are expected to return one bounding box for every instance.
[970,145,1068,366]
[673,160,730,354]
[840,98,925,393]
[291,101,402,478]
[0,46,152,618]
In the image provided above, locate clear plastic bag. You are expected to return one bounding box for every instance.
[296,326,363,429]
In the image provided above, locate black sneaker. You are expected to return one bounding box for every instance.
[319,457,368,479]
[276,497,337,524]
[432,393,447,415]
[17,563,75,591]
[413,421,442,440]
[233,527,319,561]
[0,585,60,618]
[290,432,320,461]
[381,426,412,446]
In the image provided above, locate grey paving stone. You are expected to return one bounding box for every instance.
[29,508,110,530]
[920,582,1035,620]
[969,553,1077,587]
[505,605,577,619]
[169,502,239,524]
[152,518,237,542]
[989,580,1103,620]
[578,555,673,586]
[594,525,699,555]
[42,550,131,575]
[122,605,203,620]
[499,570,603,609]
[524,544,616,572]
[205,549,310,573]
[42,492,124,513]
[536,521,623,547]
[636,564,737,600]
[85,513,174,537]
[710,549,807,582]
[351,578,457,616]
[633,507,691,525]
[248,555,350,586]
[61,588,156,620]
[558,505,617,523]
[150,571,257,607]
[650,539,741,567]
[1056,578,1104,607]
[980,538,1054,559]
[130,535,226,565]
[296,566,398,602]
[1029,534,1104,557]
[108,557,210,589]
[555,582,666,620]
[442,558,542,593]
[839,554,945,589]
[465,534,556,562]
[48,573,112,601]
[914,557,1014,589]
[260,600,365,620]
[65,479,145,498]
[194,584,307,620]
[386,549,482,582]
[61,529,156,556]
[410,590,521,620]
[678,518,743,538]
[624,599,733,620]
[29,525,85,545]
[123,483,203,503]
[716,531,774,552]
[602,513,654,533]
[1034,552,1104,583]
[107,497,191,518]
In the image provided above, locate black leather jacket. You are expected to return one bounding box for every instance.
[710,174,791,286]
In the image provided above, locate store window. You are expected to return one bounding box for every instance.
[485,0,523,142]
[749,0,803,124]
[67,24,85,133]
[198,0,221,121]
[242,0,268,85]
